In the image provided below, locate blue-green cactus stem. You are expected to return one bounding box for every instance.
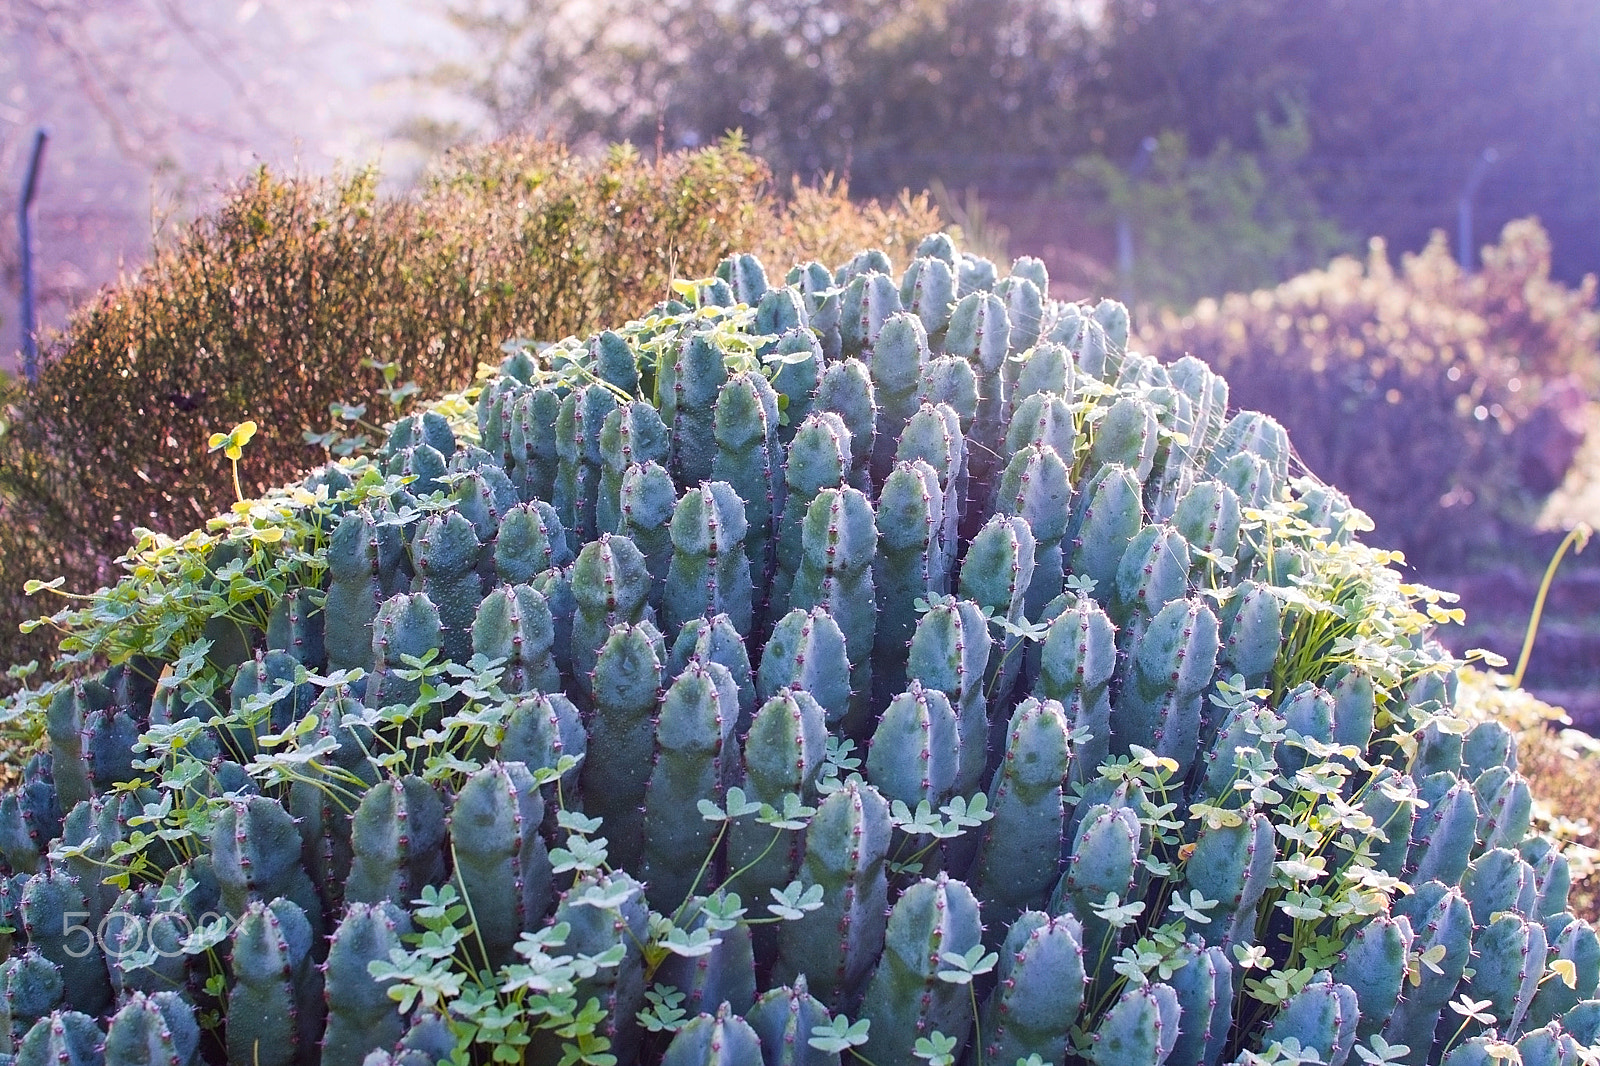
[452,761,553,967]
[344,775,448,908]
[1086,979,1180,1066]
[767,329,823,440]
[839,270,902,359]
[1171,479,1242,584]
[873,460,945,703]
[907,597,992,796]
[727,689,828,904]
[321,902,412,1066]
[959,513,1036,710]
[755,285,807,341]
[663,481,753,638]
[1523,837,1574,922]
[1526,918,1600,1031]
[997,441,1073,617]
[655,896,758,1019]
[1178,807,1274,951]
[717,252,770,304]
[745,979,841,1066]
[642,661,739,912]
[101,888,183,999]
[1165,940,1232,1066]
[1413,719,1465,778]
[1011,344,1075,414]
[103,992,199,1066]
[945,289,1011,513]
[588,328,641,392]
[670,615,757,735]
[226,898,321,1066]
[1216,580,1280,689]
[975,911,1086,1066]
[1089,394,1159,486]
[858,874,983,1066]
[598,401,671,536]
[57,798,121,930]
[897,402,967,584]
[865,681,960,813]
[569,533,654,705]
[506,385,563,503]
[1464,912,1546,1042]
[1475,766,1534,854]
[996,271,1044,355]
[1117,596,1219,774]
[1275,683,1335,777]
[448,465,520,584]
[1381,885,1475,1055]
[472,584,559,695]
[226,648,312,762]
[916,355,980,438]
[1167,356,1229,458]
[660,1003,764,1066]
[1069,464,1144,602]
[2,952,62,1047]
[553,383,619,544]
[267,588,326,669]
[789,262,843,360]
[757,607,853,731]
[16,1011,103,1066]
[773,780,892,1011]
[958,252,999,296]
[867,313,930,484]
[1052,801,1142,979]
[497,691,586,797]
[1409,775,1481,888]
[1113,522,1192,633]
[1511,1025,1584,1066]
[1462,847,1538,926]
[385,410,456,460]
[386,442,448,497]
[364,592,444,711]
[1463,719,1519,778]
[1006,389,1077,459]
[211,794,324,936]
[772,412,853,618]
[495,500,573,587]
[1035,594,1116,787]
[45,680,108,813]
[968,698,1073,930]
[712,372,779,593]
[540,871,650,1065]
[579,621,665,872]
[665,330,728,486]
[618,460,680,605]
[813,358,877,483]
[900,255,957,339]
[1331,913,1411,1043]
[791,487,878,737]
[409,511,483,663]
[1259,974,1359,1066]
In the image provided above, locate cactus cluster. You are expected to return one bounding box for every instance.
[0,235,1596,1066]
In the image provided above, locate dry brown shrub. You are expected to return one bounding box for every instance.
[1141,220,1600,563]
[0,137,942,675]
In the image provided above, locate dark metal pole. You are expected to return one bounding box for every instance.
[1457,147,1497,273]
[19,128,48,384]
[1116,136,1158,304]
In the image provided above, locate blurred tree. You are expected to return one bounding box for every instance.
[442,0,1092,196]
[1083,0,1600,282]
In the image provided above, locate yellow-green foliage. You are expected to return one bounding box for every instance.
[1142,220,1599,562]
[0,137,940,677]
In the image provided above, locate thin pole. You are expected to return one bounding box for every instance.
[19,128,49,384]
[1457,147,1497,272]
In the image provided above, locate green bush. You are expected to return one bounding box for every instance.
[4,237,1597,1066]
[1141,220,1599,564]
[0,138,940,676]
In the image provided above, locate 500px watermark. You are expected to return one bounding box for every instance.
[59,910,234,960]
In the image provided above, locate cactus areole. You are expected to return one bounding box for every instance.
[2,235,1596,1066]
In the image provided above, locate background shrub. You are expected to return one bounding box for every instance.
[0,137,939,676]
[1141,219,1599,564]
